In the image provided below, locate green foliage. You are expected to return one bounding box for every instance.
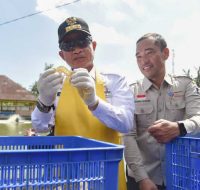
[29,81,38,97]
[44,63,54,70]
[182,69,193,78]
[182,67,200,87]
[194,66,200,87]
[29,63,54,97]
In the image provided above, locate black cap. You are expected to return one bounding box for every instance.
[58,17,91,43]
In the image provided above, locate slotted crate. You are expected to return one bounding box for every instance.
[166,136,200,190]
[0,136,124,190]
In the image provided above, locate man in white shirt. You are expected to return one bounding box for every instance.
[31,16,134,190]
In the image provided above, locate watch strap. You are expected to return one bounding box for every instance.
[36,99,54,113]
[177,122,187,137]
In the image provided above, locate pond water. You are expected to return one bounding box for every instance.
[0,114,32,136]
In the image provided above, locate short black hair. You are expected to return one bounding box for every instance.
[136,33,167,51]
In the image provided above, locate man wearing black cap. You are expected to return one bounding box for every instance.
[31,16,134,190]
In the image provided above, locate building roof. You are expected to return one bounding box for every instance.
[0,75,36,102]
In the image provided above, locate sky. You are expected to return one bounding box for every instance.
[0,0,200,90]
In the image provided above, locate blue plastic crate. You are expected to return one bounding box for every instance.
[166,136,200,190]
[0,136,124,190]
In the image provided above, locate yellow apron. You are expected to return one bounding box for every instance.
[55,72,126,190]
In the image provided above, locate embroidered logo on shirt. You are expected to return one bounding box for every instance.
[167,90,174,97]
[167,90,183,98]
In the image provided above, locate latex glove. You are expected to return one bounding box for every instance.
[37,68,64,106]
[70,68,98,107]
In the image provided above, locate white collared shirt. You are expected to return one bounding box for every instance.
[31,68,135,133]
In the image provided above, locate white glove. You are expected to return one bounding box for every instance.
[70,68,98,107]
[37,68,64,106]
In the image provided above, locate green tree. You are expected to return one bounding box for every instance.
[182,67,200,87]
[29,63,54,97]
[30,81,39,97]
[194,66,200,87]
[182,68,193,78]
[44,63,54,70]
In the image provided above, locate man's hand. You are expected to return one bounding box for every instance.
[139,178,158,190]
[37,68,64,106]
[70,68,98,108]
[148,119,180,143]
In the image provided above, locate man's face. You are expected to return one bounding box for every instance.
[59,31,96,71]
[135,38,168,82]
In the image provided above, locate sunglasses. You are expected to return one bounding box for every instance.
[60,36,92,52]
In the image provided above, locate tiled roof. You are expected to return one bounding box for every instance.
[0,75,36,101]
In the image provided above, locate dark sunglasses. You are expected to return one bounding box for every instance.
[59,36,92,52]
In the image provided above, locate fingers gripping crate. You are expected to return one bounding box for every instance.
[166,136,200,190]
[0,136,124,190]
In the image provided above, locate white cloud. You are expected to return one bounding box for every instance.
[36,0,72,23]
[27,0,200,79]
[36,0,59,9]
[3,0,200,89]
[168,12,200,76]
[91,23,131,45]
[81,0,119,6]
[171,12,200,38]
[122,0,145,17]
[106,10,128,22]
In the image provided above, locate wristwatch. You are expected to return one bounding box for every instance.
[36,99,54,113]
[177,122,187,137]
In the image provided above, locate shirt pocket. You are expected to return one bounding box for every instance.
[135,103,154,128]
[165,98,186,121]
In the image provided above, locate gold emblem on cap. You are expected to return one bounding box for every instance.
[66,17,77,26]
[65,17,81,32]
